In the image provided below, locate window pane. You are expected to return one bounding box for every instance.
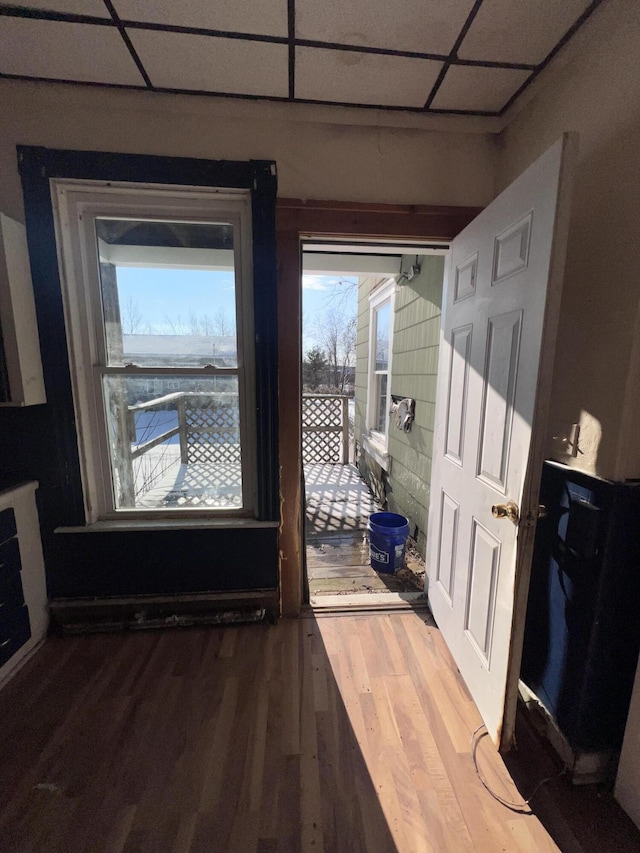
[375,373,388,434]
[95,219,238,368]
[375,302,390,371]
[103,374,242,510]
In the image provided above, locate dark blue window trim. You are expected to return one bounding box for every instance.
[16,146,279,525]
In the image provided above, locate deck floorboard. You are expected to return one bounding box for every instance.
[304,464,424,598]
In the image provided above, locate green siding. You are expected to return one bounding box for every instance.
[354,255,443,556]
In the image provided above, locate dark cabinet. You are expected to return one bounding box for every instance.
[0,482,47,684]
[0,507,31,667]
[521,461,640,753]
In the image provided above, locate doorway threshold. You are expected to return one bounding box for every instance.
[309,590,428,613]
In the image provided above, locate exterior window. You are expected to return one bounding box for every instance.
[373,300,391,434]
[53,182,256,521]
[367,279,396,452]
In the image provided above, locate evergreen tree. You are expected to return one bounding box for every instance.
[304,347,328,390]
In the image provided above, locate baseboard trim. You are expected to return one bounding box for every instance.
[518,680,618,785]
[50,590,280,634]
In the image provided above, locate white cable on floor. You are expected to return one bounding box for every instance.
[471,724,567,814]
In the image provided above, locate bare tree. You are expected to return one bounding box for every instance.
[213,307,235,336]
[122,296,144,334]
[340,316,357,391]
[162,310,236,336]
[188,311,214,335]
[329,277,359,310]
[171,309,237,336]
[316,307,357,393]
[163,313,188,334]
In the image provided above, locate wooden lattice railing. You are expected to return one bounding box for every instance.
[302,394,350,465]
[121,391,347,502]
[180,393,240,465]
[126,391,240,501]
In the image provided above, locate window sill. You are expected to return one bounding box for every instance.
[362,433,390,472]
[55,518,279,534]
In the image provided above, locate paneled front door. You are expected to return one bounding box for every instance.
[427,135,577,749]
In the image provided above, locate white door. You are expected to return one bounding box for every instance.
[427,135,577,750]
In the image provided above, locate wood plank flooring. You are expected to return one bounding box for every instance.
[0,612,583,851]
[307,532,424,597]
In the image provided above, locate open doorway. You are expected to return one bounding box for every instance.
[301,240,446,610]
[283,145,636,792]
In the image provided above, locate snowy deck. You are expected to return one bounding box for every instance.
[133,446,242,509]
[304,463,425,605]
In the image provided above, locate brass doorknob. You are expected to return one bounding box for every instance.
[491,501,519,523]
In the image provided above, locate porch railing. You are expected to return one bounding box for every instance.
[121,391,239,501]
[114,390,349,505]
[302,394,350,465]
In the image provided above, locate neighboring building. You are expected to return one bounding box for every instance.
[122,334,238,401]
[122,334,237,368]
[354,258,444,555]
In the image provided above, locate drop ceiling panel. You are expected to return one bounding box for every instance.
[0,0,603,116]
[296,0,476,56]
[458,0,593,65]
[129,29,289,97]
[430,65,531,112]
[296,47,442,107]
[0,17,144,85]
[3,0,110,16]
[113,0,288,38]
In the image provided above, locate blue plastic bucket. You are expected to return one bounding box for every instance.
[368,512,410,574]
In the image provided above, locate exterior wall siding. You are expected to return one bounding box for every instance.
[355,255,443,556]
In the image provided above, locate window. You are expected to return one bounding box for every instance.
[366,279,396,460]
[53,181,256,521]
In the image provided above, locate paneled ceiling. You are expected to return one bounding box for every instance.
[0,0,604,116]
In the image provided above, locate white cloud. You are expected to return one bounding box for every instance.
[302,275,328,291]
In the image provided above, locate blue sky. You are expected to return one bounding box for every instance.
[302,274,358,353]
[116,267,236,334]
[114,267,358,351]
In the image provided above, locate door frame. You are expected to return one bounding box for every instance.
[276,199,482,616]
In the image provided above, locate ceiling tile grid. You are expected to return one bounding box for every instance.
[457,0,594,65]
[295,0,476,56]
[129,28,289,97]
[296,47,443,108]
[114,0,289,39]
[430,65,532,113]
[7,0,109,16]
[0,16,144,85]
[0,0,605,116]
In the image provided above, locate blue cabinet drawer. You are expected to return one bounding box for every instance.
[0,509,17,548]
[0,569,25,611]
[0,604,31,668]
[0,538,21,579]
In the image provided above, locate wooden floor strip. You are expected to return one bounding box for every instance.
[0,612,633,851]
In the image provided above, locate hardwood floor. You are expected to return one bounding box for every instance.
[0,612,594,851]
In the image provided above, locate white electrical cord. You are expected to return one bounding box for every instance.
[471,724,567,814]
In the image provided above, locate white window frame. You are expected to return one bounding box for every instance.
[365,278,397,469]
[51,179,256,523]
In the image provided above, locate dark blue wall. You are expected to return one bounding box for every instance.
[0,148,279,600]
